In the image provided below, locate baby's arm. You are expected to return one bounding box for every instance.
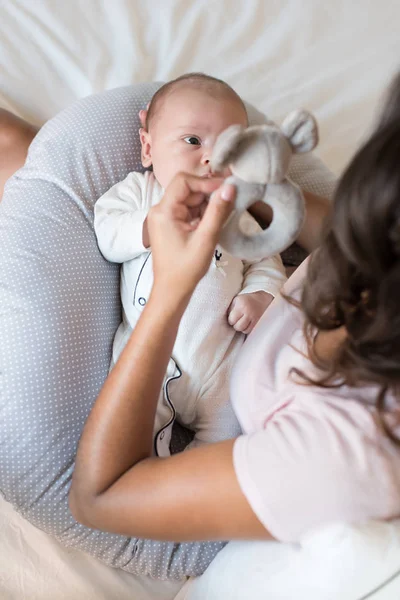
[227,213,287,335]
[94,172,149,263]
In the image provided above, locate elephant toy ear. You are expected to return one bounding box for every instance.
[211,124,246,172]
[281,109,318,153]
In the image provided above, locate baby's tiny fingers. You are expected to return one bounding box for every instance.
[242,320,255,335]
[233,315,251,333]
[228,307,242,326]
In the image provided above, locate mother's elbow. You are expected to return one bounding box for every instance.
[69,484,97,528]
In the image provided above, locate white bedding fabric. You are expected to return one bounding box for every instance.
[1,1,400,599]
[1,0,399,175]
[0,494,183,600]
[180,523,400,600]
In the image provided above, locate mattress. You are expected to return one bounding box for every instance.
[1,1,399,598]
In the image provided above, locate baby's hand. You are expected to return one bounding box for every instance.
[228,291,273,335]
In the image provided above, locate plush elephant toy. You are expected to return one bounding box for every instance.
[211,109,319,261]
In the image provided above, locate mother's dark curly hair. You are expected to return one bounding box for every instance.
[299,72,400,443]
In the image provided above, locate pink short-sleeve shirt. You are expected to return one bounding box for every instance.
[231,259,400,542]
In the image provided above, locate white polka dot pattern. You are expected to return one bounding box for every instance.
[0,85,336,580]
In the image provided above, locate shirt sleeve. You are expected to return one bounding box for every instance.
[94,171,148,263]
[232,396,394,542]
[238,213,287,297]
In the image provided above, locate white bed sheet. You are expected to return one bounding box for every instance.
[1,0,399,175]
[0,493,184,600]
[1,1,399,598]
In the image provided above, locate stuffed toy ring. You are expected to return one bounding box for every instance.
[211,109,319,261]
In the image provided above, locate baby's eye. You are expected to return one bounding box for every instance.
[183,136,201,145]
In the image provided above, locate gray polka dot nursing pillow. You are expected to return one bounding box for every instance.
[0,84,336,579]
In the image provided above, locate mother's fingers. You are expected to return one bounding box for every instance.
[152,172,236,248]
[148,173,236,293]
[161,173,225,211]
[195,183,236,241]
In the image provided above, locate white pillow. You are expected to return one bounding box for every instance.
[181,521,400,599]
[0,83,336,580]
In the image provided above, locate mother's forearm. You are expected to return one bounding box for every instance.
[296,190,330,253]
[70,286,190,516]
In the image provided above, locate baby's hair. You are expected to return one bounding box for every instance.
[145,72,248,130]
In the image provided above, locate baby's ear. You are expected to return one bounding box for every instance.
[211,125,246,172]
[281,109,318,153]
[139,128,152,168]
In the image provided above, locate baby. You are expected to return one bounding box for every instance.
[94,73,286,455]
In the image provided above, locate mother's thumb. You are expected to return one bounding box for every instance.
[197,183,236,241]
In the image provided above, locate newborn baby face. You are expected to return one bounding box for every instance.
[140,87,247,188]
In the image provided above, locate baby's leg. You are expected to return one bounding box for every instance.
[0,109,39,201]
[186,363,242,450]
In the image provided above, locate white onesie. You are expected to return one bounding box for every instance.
[94,171,286,456]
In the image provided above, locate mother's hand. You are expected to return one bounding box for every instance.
[148,172,236,296]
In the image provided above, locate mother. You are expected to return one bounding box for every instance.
[69,75,400,544]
